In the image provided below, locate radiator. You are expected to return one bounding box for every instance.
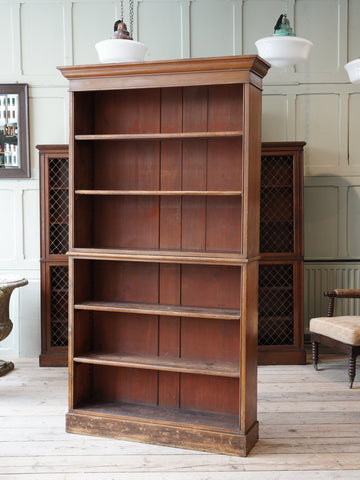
[304,262,360,333]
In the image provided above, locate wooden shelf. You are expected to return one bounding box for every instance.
[69,247,252,265]
[73,401,239,432]
[75,190,242,196]
[74,131,243,141]
[73,352,240,378]
[74,300,240,320]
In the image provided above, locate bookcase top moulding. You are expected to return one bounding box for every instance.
[58,55,270,91]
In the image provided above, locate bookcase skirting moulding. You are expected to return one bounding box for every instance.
[58,55,270,456]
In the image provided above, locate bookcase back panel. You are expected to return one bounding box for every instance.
[92,312,159,355]
[181,318,239,362]
[75,85,243,136]
[93,365,159,405]
[73,310,240,365]
[73,260,241,311]
[93,141,160,190]
[93,196,160,249]
[92,261,160,303]
[180,264,240,309]
[73,363,239,418]
[77,138,242,191]
[180,374,239,416]
[95,89,161,135]
[75,195,242,252]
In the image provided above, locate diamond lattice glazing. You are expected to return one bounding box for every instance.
[48,157,69,255]
[260,155,294,253]
[50,266,68,347]
[258,263,294,346]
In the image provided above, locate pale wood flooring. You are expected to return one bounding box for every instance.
[1,354,360,479]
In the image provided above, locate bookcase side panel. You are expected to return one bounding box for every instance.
[242,84,262,259]
[240,261,259,434]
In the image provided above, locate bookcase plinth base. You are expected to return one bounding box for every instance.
[66,412,258,457]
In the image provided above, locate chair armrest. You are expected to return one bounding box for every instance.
[324,289,360,317]
[324,289,360,299]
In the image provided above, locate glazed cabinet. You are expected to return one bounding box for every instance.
[59,56,270,456]
[38,144,69,367]
[258,142,306,365]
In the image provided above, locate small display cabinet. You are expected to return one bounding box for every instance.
[38,144,69,367]
[258,142,306,365]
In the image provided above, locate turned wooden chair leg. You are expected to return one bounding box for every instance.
[348,352,357,389]
[312,340,319,371]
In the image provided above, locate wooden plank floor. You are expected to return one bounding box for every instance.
[1,354,360,479]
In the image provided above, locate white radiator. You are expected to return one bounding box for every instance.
[304,262,360,333]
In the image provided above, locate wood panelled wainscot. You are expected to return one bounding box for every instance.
[58,55,270,456]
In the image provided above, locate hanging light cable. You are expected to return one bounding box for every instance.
[255,0,313,68]
[95,0,147,63]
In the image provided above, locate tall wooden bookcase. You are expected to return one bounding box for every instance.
[58,56,270,456]
[38,144,69,367]
[258,142,306,365]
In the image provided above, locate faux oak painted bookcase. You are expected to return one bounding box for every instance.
[58,55,270,456]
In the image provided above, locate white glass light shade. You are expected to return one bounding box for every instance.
[345,59,360,84]
[255,36,313,68]
[95,39,148,63]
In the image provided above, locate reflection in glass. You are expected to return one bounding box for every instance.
[0,94,19,168]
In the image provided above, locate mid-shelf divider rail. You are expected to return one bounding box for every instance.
[58,55,270,457]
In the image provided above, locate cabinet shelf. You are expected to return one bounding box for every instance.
[261,184,293,189]
[74,131,243,141]
[258,315,293,322]
[73,352,240,378]
[260,220,293,225]
[75,190,242,196]
[73,401,239,432]
[49,186,69,191]
[74,300,240,320]
[259,286,293,291]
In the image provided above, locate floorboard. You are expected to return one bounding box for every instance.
[0,354,359,479]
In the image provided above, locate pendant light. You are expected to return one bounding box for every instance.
[255,0,313,68]
[95,0,147,63]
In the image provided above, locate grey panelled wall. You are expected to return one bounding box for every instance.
[0,0,359,357]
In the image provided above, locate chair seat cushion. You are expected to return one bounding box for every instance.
[310,316,360,346]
